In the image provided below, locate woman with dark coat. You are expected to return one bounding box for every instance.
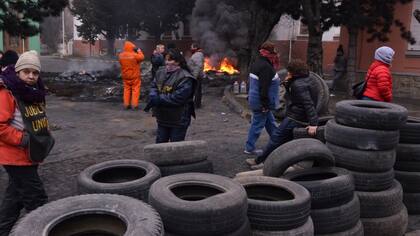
[0,50,54,236]
[145,48,196,143]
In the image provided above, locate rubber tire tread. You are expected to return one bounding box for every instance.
[315,220,363,236]
[251,217,314,236]
[400,116,420,144]
[149,173,248,236]
[335,100,407,130]
[360,206,408,236]
[282,167,354,209]
[327,142,396,173]
[356,180,403,218]
[402,192,420,214]
[311,195,360,234]
[350,169,394,192]
[159,160,213,177]
[325,120,399,151]
[395,170,420,193]
[263,138,335,177]
[234,176,311,231]
[396,143,420,162]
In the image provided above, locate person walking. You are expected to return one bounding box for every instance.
[362,46,395,102]
[118,41,145,110]
[330,45,347,96]
[246,59,318,169]
[0,50,55,236]
[151,44,165,79]
[145,48,196,143]
[188,43,205,109]
[244,41,280,155]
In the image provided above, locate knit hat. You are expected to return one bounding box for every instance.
[15,50,41,72]
[0,50,19,67]
[374,46,395,65]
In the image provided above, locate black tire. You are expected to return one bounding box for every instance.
[325,120,399,151]
[77,159,161,201]
[251,217,314,236]
[293,116,334,143]
[234,176,311,231]
[361,206,408,236]
[394,160,420,172]
[144,140,208,166]
[282,167,354,209]
[311,195,360,234]
[327,142,396,172]
[335,100,407,130]
[315,220,363,236]
[356,180,403,218]
[400,116,420,144]
[149,173,248,236]
[159,160,213,177]
[396,143,420,162]
[165,220,251,236]
[263,138,335,177]
[277,70,329,116]
[402,192,420,214]
[395,170,420,193]
[350,169,394,192]
[11,194,164,236]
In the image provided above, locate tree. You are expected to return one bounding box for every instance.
[0,0,68,36]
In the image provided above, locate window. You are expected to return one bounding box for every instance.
[409,0,420,51]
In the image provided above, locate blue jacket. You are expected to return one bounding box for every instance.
[248,56,280,111]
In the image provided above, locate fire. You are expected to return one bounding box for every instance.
[204,57,239,75]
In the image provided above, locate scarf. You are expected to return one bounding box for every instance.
[259,49,280,70]
[0,65,46,103]
[166,64,181,73]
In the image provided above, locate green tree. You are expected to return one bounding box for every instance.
[0,0,68,36]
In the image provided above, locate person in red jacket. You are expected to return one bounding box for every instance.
[362,46,395,102]
[0,50,54,236]
[119,41,145,110]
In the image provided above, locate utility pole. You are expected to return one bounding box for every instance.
[61,10,65,57]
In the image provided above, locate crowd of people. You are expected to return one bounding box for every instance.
[0,41,395,235]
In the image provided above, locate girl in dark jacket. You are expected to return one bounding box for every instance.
[0,51,54,236]
[145,49,196,143]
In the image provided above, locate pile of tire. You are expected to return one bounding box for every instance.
[283,167,363,236]
[11,194,164,236]
[293,116,334,143]
[234,176,314,236]
[149,173,250,236]
[77,159,161,201]
[326,100,408,236]
[394,117,420,214]
[144,140,213,177]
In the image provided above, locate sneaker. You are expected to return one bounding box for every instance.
[245,158,257,166]
[330,93,336,97]
[244,149,263,155]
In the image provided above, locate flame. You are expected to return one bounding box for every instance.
[204,57,239,75]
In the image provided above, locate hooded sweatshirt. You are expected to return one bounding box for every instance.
[118,41,145,80]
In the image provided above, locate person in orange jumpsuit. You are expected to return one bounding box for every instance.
[118,41,145,110]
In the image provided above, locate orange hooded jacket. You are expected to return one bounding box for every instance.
[0,84,31,166]
[118,41,145,80]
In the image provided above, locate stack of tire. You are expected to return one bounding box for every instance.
[144,140,213,177]
[77,159,161,201]
[326,100,408,236]
[149,173,250,236]
[394,117,420,214]
[234,176,314,236]
[283,167,363,236]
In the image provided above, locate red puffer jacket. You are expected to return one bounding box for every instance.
[363,60,393,102]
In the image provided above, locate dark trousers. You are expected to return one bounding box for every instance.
[256,117,302,164]
[156,124,189,143]
[194,78,202,109]
[331,70,345,91]
[0,165,48,236]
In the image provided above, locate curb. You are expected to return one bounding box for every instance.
[222,85,252,122]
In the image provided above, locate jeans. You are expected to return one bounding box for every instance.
[255,117,302,164]
[245,110,277,152]
[156,124,189,143]
[0,165,48,236]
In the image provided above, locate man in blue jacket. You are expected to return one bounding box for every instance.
[244,41,280,155]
